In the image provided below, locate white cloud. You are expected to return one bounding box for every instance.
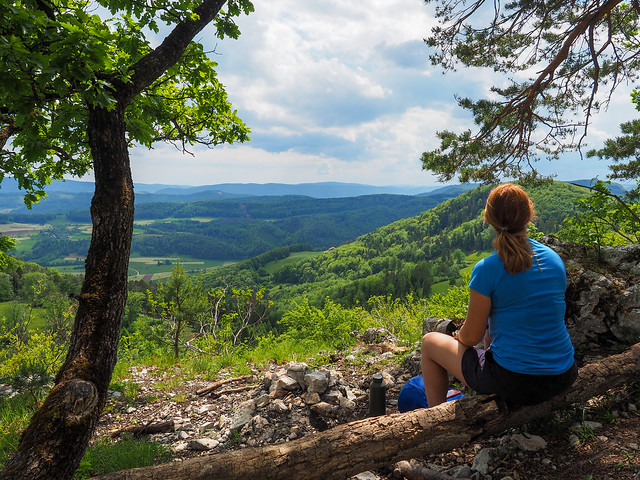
[125,0,635,187]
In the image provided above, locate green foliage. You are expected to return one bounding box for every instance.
[147,263,208,359]
[279,298,370,351]
[18,272,53,305]
[559,180,640,250]
[0,274,13,302]
[526,222,544,241]
[247,333,307,367]
[588,117,640,198]
[421,1,640,182]
[125,264,273,362]
[0,238,15,267]
[118,315,172,362]
[367,295,425,345]
[424,277,471,320]
[0,330,66,404]
[0,394,38,469]
[73,436,171,479]
[0,329,66,378]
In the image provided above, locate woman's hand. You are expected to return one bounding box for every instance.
[455,288,491,347]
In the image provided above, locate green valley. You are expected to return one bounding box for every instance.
[1,186,477,281]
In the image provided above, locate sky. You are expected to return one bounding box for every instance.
[115,0,639,188]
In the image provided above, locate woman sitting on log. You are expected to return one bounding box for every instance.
[419,183,577,409]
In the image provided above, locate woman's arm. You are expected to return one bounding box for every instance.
[454,288,491,347]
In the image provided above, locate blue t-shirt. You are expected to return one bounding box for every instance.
[469,239,575,375]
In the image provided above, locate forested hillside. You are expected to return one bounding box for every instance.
[202,182,586,313]
[128,194,454,259]
[3,188,474,267]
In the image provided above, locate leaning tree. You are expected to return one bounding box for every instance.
[420,0,640,184]
[0,0,252,478]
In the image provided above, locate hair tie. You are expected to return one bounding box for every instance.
[500,226,508,232]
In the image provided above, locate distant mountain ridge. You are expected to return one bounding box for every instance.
[147,182,446,197]
[1,177,633,215]
[1,177,450,197]
[0,178,477,214]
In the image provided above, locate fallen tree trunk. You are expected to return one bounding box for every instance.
[95,342,640,480]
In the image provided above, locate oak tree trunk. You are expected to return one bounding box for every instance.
[95,342,640,480]
[0,104,135,480]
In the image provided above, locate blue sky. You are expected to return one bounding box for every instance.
[122,0,638,187]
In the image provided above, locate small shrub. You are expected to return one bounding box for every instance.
[279,298,370,350]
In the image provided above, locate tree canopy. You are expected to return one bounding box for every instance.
[0,0,250,206]
[420,0,640,183]
[587,88,640,197]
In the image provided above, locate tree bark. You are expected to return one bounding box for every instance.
[94,342,640,480]
[0,104,135,480]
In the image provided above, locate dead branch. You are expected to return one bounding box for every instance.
[211,385,255,397]
[109,421,175,438]
[393,460,464,480]
[195,375,252,396]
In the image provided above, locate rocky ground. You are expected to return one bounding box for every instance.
[95,334,640,480]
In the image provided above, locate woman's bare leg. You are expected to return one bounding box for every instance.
[420,332,469,407]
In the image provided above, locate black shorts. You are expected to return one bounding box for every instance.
[461,347,578,407]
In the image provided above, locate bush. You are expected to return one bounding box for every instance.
[367,294,424,344]
[0,332,66,404]
[280,298,371,350]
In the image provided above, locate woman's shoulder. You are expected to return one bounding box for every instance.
[529,238,560,256]
[529,239,566,268]
[473,251,501,271]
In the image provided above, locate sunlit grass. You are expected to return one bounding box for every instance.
[0,394,38,469]
[74,436,172,479]
[262,251,323,274]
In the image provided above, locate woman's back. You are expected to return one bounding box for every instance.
[470,239,574,374]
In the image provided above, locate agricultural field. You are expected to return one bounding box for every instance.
[3,219,236,281]
[126,256,232,282]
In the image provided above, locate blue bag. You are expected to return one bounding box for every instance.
[397,376,464,413]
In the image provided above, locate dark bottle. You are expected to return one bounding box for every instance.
[369,373,386,416]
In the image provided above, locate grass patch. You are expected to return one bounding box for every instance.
[262,251,323,274]
[430,280,451,295]
[0,394,38,469]
[127,256,229,281]
[0,302,13,320]
[74,436,172,479]
[108,380,140,404]
[460,251,491,277]
[0,302,48,332]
